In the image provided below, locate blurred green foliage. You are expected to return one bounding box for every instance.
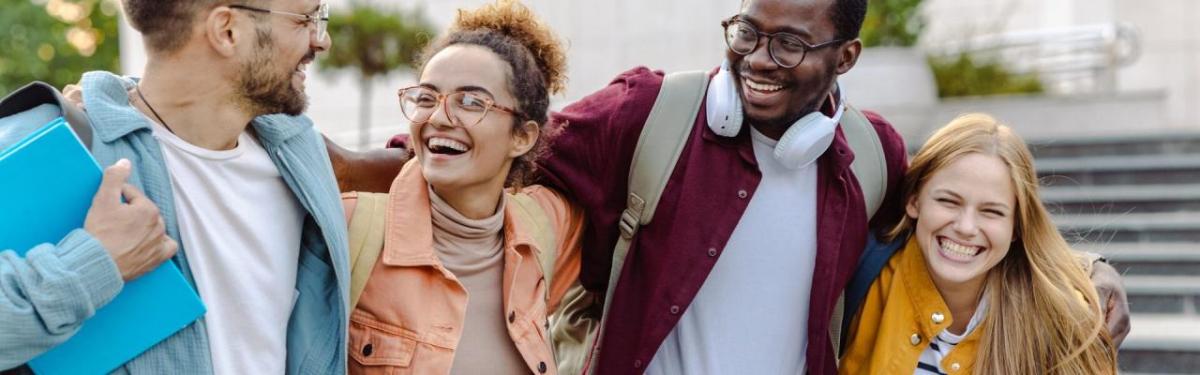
[929,53,1044,98]
[318,3,434,148]
[861,0,925,47]
[0,0,120,95]
[319,3,433,78]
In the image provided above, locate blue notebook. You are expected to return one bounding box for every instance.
[0,117,205,375]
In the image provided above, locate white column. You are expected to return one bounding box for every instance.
[117,15,146,76]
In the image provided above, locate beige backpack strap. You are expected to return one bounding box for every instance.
[346,192,389,309]
[829,103,887,358]
[507,193,560,290]
[582,70,710,374]
[841,104,887,220]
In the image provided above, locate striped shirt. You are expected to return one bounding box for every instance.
[915,298,988,375]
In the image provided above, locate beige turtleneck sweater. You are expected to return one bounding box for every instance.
[429,188,529,375]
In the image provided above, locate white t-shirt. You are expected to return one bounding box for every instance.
[151,121,304,374]
[646,128,820,374]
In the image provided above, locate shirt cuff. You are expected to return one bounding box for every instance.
[55,229,124,307]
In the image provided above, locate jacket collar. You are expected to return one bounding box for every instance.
[79,71,312,146]
[898,237,985,356]
[382,159,538,267]
[80,71,150,143]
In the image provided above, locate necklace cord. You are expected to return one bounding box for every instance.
[134,86,175,134]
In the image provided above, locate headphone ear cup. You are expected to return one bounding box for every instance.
[706,63,743,137]
[773,112,838,170]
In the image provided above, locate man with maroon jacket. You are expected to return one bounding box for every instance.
[330,0,1130,373]
[532,0,906,371]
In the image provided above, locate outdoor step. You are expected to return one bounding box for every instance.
[1121,276,1200,315]
[1041,184,1200,204]
[1074,242,1200,260]
[1040,168,1200,188]
[1037,155,1200,173]
[1124,276,1200,296]
[1119,315,1200,374]
[1036,155,1200,187]
[1055,212,1200,243]
[1027,132,1200,159]
[1041,184,1200,215]
[1072,242,1200,276]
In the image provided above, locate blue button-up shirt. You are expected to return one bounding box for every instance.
[0,71,350,374]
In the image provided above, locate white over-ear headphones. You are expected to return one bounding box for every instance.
[706,60,845,169]
[706,60,743,137]
[774,90,844,169]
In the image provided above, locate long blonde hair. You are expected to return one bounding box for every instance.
[888,114,1117,374]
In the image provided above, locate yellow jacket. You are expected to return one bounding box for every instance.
[839,238,982,375]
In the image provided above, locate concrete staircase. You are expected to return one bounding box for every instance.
[1032,133,1200,374]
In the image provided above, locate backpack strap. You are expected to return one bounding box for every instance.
[840,232,906,353]
[581,70,710,374]
[830,102,889,359]
[345,192,389,309]
[345,190,562,310]
[842,104,887,219]
[507,192,560,296]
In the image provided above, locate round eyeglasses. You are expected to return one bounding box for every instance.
[230,3,330,43]
[721,17,844,68]
[397,86,522,127]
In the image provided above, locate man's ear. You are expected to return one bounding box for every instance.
[509,120,540,158]
[204,6,240,57]
[835,39,863,75]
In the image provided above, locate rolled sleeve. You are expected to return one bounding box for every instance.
[0,229,124,368]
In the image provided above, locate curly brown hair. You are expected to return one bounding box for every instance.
[418,0,568,188]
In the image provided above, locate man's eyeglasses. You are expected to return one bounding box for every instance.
[397,86,522,127]
[229,3,330,42]
[721,17,844,68]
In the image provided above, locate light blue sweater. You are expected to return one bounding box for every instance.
[0,72,350,374]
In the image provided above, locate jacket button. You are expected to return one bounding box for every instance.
[909,333,921,346]
[538,361,548,373]
[932,312,945,324]
[950,362,961,371]
[362,343,373,357]
[509,311,516,323]
[737,189,748,199]
[669,305,681,314]
[707,247,718,257]
[634,360,643,368]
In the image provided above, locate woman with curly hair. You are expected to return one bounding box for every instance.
[341,1,580,374]
[838,114,1118,375]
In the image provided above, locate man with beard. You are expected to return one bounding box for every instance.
[0,0,349,374]
[330,0,1130,373]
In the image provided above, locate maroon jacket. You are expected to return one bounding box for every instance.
[390,67,908,374]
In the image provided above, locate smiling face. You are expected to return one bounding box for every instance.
[728,0,853,133]
[234,0,329,116]
[907,152,1017,290]
[409,44,537,197]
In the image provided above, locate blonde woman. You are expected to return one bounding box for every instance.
[341,1,581,374]
[839,114,1117,375]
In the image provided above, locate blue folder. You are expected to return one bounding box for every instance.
[0,117,205,375]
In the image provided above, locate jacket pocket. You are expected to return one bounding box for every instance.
[349,315,416,370]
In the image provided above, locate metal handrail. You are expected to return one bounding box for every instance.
[930,23,1142,94]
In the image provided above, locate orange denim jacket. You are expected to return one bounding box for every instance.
[839,238,982,375]
[343,161,584,375]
